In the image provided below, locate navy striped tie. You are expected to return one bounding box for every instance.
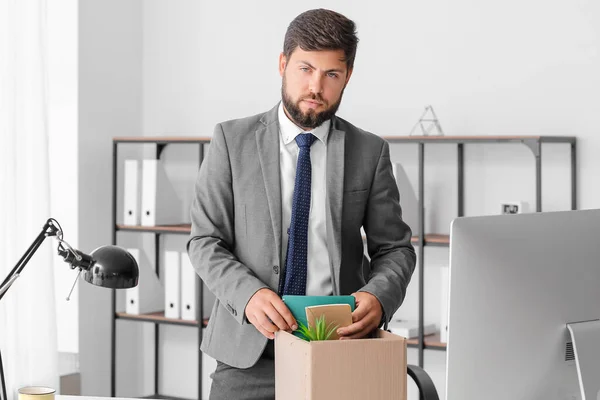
[281,133,317,296]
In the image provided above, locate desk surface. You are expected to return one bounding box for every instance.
[58,396,148,400]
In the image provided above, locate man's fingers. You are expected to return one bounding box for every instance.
[248,312,276,339]
[264,304,291,331]
[338,308,381,338]
[245,288,301,338]
[351,301,370,323]
[272,299,298,330]
[337,318,368,337]
[255,312,279,335]
[256,324,275,340]
[342,326,373,340]
[258,317,279,335]
[246,314,272,339]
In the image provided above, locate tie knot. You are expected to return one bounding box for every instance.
[295,133,317,149]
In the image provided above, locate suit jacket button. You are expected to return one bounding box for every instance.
[273,265,279,274]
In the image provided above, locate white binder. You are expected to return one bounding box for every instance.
[387,319,436,338]
[392,163,419,236]
[125,248,164,315]
[180,252,199,321]
[140,159,182,226]
[164,250,181,319]
[440,266,450,343]
[123,160,141,225]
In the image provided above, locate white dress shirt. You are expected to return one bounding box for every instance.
[278,102,332,296]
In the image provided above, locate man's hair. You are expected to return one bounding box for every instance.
[283,9,359,70]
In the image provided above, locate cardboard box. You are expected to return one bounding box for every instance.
[275,329,407,400]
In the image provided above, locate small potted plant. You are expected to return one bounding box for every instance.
[295,315,339,341]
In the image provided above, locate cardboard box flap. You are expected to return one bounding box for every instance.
[305,304,352,340]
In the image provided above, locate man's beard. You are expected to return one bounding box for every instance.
[281,75,344,130]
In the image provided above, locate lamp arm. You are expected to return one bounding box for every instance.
[0,218,62,400]
[0,218,62,302]
[0,218,134,400]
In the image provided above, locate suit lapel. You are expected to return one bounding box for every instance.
[326,120,345,295]
[256,105,282,262]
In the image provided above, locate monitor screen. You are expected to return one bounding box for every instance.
[446,209,600,400]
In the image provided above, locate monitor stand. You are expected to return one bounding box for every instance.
[567,320,600,400]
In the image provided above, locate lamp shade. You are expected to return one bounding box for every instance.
[84,245,139,289]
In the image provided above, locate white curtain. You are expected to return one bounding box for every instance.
[0,0,59,399]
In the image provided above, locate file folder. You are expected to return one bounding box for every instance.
[180,252,199,321]
[387,319,436,338]
[164,250,181,319]
[125,248,164,315]
[123,160,141,225]
[140,159,182,226]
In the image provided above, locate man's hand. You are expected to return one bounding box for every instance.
[337,292,383,339]
[244,288,298,339]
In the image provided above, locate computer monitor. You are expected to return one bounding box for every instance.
[446,209,600,400]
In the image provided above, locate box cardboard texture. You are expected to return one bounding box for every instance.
[275,329,407,400]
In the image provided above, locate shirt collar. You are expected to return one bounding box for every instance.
[278,102,330,145]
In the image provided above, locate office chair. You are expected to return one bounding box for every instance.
[408,364,440,400]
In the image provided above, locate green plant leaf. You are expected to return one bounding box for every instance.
[295,321,312,341]
[296,316,339,341]
[324,321,339,340]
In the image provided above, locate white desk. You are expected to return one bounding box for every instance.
[58,396,152,400]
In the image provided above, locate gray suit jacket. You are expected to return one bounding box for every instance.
[187,103,416,368]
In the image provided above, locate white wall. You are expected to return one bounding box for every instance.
[48,0,79,354]
[140,1,600,399]
[142,0,599,217]
[77,0,600,398]
[79,0,143,396]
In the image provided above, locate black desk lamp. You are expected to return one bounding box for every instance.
[0,218,139,400]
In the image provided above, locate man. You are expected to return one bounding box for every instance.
[187,8,416,400]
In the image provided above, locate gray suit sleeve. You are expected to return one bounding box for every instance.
[187,124,268,325]
[359,140,416,323]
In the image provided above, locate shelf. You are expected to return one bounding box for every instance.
[113,135,576,145]
[116,224,191,234]
[110,133,576,379]
[116,311,446,349]
[406,333,447,351]
[119,225,450,246]
[382,135,575,144]
[362,234,450,247]
[113,136,211,144]
[411,234,449,246]
[116,311,208,327]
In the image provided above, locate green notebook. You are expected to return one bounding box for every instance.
[282,295,356,337]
